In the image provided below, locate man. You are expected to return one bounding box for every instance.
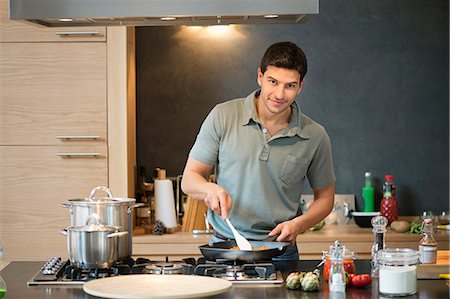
[181,41,335,260]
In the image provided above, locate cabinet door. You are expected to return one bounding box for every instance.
[0,0,106,42]
[0,145,108,260]
[0,42,107,145]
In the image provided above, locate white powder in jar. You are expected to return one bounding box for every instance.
[379,265,417,296]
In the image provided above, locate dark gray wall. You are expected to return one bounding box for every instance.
[136,0,449,215]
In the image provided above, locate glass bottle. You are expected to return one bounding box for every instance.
[380,174,398,224]
[419,218,437,264]
[328,240,346,293]
[362,171,374,212]
[371,215,388,278]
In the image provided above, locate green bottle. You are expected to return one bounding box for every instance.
[0,275,6,298]
[362,171,374,212]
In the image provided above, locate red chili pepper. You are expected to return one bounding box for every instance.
[351,274,372,288]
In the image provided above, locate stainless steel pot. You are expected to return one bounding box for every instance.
[60,186,143,260]
[60,213,128,269]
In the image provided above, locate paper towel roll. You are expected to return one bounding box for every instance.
[154,179,178,228]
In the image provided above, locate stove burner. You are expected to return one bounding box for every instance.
[145,262,185,275]
[28,256,283,286]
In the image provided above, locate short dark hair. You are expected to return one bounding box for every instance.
[260,41,307,81]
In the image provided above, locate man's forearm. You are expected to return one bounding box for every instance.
[293,183,335,233]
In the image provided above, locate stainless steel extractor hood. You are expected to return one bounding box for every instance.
[9,0,319,27]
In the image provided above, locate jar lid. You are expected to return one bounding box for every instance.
[323,240,358,260]
[377,248,419,266]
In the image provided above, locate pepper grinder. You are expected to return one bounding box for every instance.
[328,240,346,293]
[371,215,388,278]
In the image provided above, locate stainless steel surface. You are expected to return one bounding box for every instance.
[61,214,128,269]
[56,135,101,140]
[61,186,142,261]
[9,0,319,27]
[56,152,101,157]
[28,257,284,286]
[55,31,101,36]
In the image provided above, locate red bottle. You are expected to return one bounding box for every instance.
[380,175,398,224]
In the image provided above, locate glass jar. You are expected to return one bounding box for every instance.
[322,245,357,280]
[377,248,420,297]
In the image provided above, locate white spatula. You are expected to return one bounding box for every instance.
[225,218,252,251]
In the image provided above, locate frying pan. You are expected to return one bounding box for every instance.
[199,240,289,262]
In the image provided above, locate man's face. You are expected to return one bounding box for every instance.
[257,66,303,116]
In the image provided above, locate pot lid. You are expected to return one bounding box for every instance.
[70,213,118,232]
[66,186,136,205]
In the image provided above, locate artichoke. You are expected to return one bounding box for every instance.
[301,271,320,292]
[285,272,305,290]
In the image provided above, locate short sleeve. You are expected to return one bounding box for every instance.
[306,131,336,189]
[189,106,222,165]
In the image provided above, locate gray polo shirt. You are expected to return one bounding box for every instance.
[189,90,335,240]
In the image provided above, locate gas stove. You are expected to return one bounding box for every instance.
[27,257,283,286]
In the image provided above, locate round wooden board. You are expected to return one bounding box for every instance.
[83,274,232,299]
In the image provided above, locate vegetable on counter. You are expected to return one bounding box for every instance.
[350,274,372,288]
[285,272,304,290]
[390,220,411,233]
[309,220,326,231]
[410,220,422,234]
[285,269,320,292]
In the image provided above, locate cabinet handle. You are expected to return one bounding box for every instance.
[57,152,102,157]
[55,31,101,36]
[56,135,101,140]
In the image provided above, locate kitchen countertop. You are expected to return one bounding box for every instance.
[132,223,450,260]
[2,260,448,299]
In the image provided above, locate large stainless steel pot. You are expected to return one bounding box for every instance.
[60,186,143,261]
[60,213,128,269]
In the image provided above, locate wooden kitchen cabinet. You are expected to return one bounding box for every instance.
[0,0,106,42]
[0,42,107,145]
[0,145,108,260]
[0,0,137,261]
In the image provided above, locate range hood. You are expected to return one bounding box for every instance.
[9,0,319,27]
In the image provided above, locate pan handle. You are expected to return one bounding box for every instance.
[263,234,280,242]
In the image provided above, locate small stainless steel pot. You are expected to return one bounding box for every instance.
[60,213,128,269]
[60,186,143,260]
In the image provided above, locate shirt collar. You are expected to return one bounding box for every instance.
[241,90,310,139]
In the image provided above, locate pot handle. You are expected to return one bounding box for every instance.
[60,228,68,236]
[106,231,128,239]
[59,203,70,208]
[127,203,145,214]
[89,186,113,201]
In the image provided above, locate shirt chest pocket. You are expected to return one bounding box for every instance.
[279,155,309,186]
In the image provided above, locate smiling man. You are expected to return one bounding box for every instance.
[181,41,335,260]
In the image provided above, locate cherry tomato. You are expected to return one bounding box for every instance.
[347,273,356,287]
[351,274,372,288]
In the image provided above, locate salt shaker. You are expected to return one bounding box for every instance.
[371,215,388,278]
[328,240,346,293]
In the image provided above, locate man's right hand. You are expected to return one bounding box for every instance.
[204,183,232,219]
